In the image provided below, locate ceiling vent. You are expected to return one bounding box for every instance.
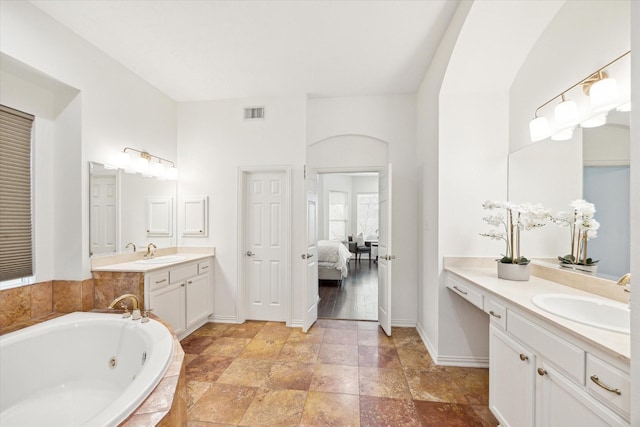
[244,106,265,120]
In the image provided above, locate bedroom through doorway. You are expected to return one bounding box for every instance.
[316,172,379,321]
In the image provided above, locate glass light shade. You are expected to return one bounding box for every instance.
[616,101,631,112]
[117,151,131,169]
[135,156,150,174]
[580,113,607,128]
[166,166,178,180]
[554,99,579,127]
[590,77,619,112]
[152,162,166,178]
[551,128,573,141]
[529,116,550,142]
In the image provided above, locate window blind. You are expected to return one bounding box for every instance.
[0,105,34,282]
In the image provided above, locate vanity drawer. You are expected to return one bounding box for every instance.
[148,271,169,291]
[447,274,483,310]
[586,354,630,416]
[170,263,198,283]
[198,260,211,275]
[484,298,506,330]
[507,311,584,383]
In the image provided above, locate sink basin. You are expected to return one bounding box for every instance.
[531,294,629,334]
[135,255,188,265]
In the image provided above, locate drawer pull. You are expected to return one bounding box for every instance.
[537,368,547,376]
[155,279,167,284]
[519,354,528,361]
[187,280,193,284]
[201,265,209,270]
[590,375,622,395]
[453,286,468,295]
[489,310,502,319]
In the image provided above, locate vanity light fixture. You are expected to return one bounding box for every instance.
[528,50,630,142]
[116,147,178,180]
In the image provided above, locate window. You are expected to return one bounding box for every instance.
[328,191,347,241]
[357,193,379,239]
[0,105,34,283]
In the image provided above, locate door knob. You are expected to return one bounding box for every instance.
[301,253,314,259]
[537,368,547,376]
[246,251,255,256]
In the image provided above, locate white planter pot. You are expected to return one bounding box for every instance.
[559,263,598,274]
[497,262,530,281]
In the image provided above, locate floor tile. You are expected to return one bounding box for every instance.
[191,322,231,337]
[277,342,320,363]
[181,335,216,354]
[309,363,359,395]
[188,383,256,424]
[186,381,212,408]
[216,358,273,387]
[322,327,358,345]
[255,324,294,341]
[238,338,285,359]
[357,329,395,347]
[238,388,307,426]
[263,362,315,390]
[299,391,360,426]
[447,366,491,405]
[186,354,234,383]
[201,337,251,357]
[414,400,485,426]
[317,343,359,366]
[221,321,266,339]
[403,368,469,403]
[287,326,325,344]
[359,367,412,399]
[316,318,358,330]
[396,346,442,370]
[359,395,421,427]
[358,345,402,368]
[357,321,380,330]
[472,404,500,426]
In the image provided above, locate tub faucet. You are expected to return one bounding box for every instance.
[108,294,141,320]
[146,243,157,258]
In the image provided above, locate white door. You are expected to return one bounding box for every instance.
[377,163,393,335]
[245,171,288,321]
[303,167,318,333]
[90,174,117,255]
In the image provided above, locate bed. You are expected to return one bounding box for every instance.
[317,240,352,285]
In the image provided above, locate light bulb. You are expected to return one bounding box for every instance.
[590,77,619,112]
[554,99,579,128]
[117,151,131,169]
[152,162,166,179]
[136,156,149,174]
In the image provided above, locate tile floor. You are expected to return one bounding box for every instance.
[182,319,498,426]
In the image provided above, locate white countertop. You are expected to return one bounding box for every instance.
[92,253,213,273]
[445,265,630,363]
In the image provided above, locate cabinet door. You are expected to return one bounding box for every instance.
[536,362,628,427]
[150,282,186,336]
[186,273,212,329]
[490,325,535,427]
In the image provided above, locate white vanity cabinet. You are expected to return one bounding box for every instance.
[446,271,631,427]
[146,257,213,339]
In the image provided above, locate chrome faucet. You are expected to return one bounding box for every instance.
[125,242,136,253]
[108,294,141,320]
[617,273,631,293]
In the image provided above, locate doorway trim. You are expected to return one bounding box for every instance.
[237,165,292,326]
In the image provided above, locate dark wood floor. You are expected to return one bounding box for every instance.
[318,260,378,321]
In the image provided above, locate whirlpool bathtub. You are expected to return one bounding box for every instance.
[0,312,173,426]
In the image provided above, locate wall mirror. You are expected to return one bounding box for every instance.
[89,161,177,256]
[508,111,630,280]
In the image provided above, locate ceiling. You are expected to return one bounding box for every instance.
[29,0,458,102]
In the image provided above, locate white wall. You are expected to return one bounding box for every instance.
[0,1,177,280]
[177,95,307,324]
[307,95,418,326]
[629,3,639,423]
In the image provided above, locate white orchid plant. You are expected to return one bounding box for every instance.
[552,199,599,267]
[481,200,549,265]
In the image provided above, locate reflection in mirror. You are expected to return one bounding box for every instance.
[89,162,177,256]
[508,111,630,280]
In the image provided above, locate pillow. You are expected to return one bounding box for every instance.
[355,233,365,247]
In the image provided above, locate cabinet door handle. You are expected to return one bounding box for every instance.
[181,283,185,287]
[590,375,622,395]
[519,354,528,361]
[453,286,467,295]
[537,368,547,376]
[155,279,167,284]
[187,280,193,284]
[201,265,209,270]
[489,310,502,319]
[246,251,255,256]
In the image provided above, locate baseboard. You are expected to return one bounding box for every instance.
[289,319,303,328]
[209,314,239,324]
[391,319,417,328]
[416,322,489,368]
